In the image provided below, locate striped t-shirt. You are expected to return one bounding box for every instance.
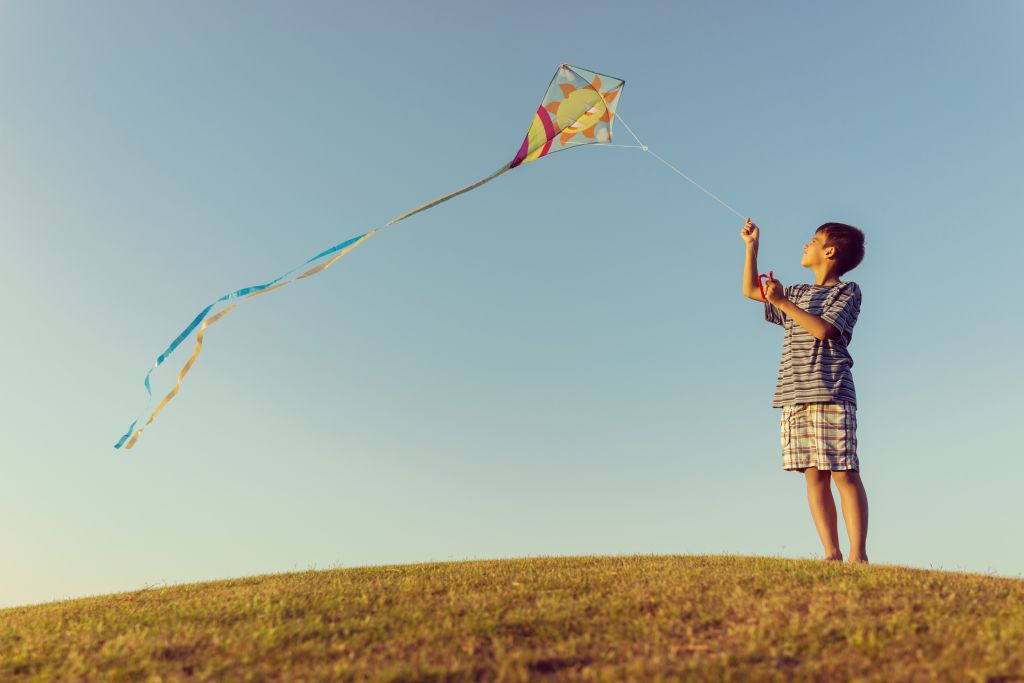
[764,281,862,408]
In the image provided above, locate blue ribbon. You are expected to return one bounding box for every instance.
[116,231,369,449]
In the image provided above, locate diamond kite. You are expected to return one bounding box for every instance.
[115,64,625,450]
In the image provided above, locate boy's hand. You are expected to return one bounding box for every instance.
[741,217,759,247]
[764,275,786,304]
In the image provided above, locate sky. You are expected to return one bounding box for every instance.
[1,0,1021,609]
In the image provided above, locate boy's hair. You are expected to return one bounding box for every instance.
[816,222,865,275]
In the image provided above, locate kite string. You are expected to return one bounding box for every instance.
[613,113,747,221]
[614,114,648,152]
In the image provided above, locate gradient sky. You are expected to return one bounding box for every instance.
[2,0,1021,609]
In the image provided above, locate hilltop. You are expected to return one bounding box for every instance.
[3,555,1023,681]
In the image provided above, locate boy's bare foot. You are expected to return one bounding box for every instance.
[825,553,843,562]
[848,555,869,564]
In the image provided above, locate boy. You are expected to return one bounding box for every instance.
[740,218,869,564]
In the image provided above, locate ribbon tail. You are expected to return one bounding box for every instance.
[119,304,239,450]
[116,161,514,450]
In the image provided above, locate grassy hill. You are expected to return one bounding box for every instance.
[2,555,1023,681]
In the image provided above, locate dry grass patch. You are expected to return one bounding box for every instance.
[2,555,1022,681]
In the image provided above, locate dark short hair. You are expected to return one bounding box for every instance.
[815,222,865,275]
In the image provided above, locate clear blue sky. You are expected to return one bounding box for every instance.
[2,0,1021,609]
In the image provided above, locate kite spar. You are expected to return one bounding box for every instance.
[115,64,625,450]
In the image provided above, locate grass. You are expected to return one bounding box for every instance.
[2,554,1023,681]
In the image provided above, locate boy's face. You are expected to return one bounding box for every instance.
[801,230,835,269]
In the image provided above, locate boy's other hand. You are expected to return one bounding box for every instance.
[764,275,786,304]
[741,217,759,247]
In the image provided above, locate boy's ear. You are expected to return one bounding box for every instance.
[824,246,836,260]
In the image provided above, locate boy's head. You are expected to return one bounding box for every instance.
[801,222,865,276]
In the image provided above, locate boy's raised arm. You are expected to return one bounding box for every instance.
[741,218,764,301]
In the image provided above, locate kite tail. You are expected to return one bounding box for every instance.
[117,303,240,449]
[296,162,511,281]
[385,163,512,226]
[115,162,513,450]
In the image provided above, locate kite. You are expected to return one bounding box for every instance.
[115,64,626,450]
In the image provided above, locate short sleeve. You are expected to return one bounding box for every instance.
[820,282,861,345]
[764,285,795,326]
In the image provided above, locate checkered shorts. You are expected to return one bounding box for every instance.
[780,402,859,472]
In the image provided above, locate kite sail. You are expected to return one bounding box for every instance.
[115,64,624,450]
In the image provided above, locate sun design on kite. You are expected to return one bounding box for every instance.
[548,72,619,144]
[512,67,622,167]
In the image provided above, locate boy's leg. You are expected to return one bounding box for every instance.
[831,470,869,563]
[801,467,843,560]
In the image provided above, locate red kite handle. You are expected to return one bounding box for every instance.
[758,271,774,301]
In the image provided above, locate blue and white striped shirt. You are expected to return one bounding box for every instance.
[764,281,862,408]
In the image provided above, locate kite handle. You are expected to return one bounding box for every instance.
[758,271,774,301]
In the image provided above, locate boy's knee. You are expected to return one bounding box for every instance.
[831,469,861,485]
[802,466,831,483]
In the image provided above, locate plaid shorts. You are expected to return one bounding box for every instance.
[780,402,859,472]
